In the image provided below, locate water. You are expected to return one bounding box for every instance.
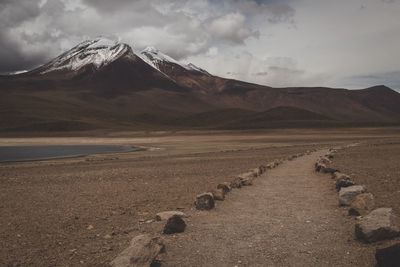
[0,145,141,162]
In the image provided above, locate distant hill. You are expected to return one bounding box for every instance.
[1,37,400,133]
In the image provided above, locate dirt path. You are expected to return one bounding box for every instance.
[161,150,375,266]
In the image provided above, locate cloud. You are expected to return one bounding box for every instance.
[0,0,296,73]
[209,13,259,44]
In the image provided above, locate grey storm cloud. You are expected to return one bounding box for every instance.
[1,0,399,91]
[0,0,295,73]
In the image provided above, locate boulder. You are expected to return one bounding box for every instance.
[375,243,400,267]
[217,183,231,194]
[110,234,164,267]
[338,185,366,206]
[155,211,187,221]
[335,177,355,191]
[195,193,215,210]
[355,208,400,243]
[210,188,225,201]
[348,193,375,216]
[163,215,186,234]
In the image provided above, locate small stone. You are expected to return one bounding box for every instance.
[355,208,400,243]
[319,157,331,165]
[230,177,243,188]
[348,193,375,216]
[155,211,187,221]
[210,189,225,201]
[104,234,112,239]
[194,193,215,210]
[163,215,186,234]
[217,183,231,194]
[87,225,94,230]
[332,172,351,180]
[338,185,366,206]
[322,167,338,174]
[315,162,326,172]
[110,234,165,267]
[375,243,400,267]
[335,178,355,191]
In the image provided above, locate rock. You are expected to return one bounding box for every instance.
[315,162,326,172]
[163,215,186,234]
[155,211,187,221]
[210,189,225,201]
[322,167,338,174]
[338,185,366,206]
[194,193,215,210]
[110,234,164,267]
[217,183,231,194]
[240,177,253,186]
[326,153,334,159]
[259,165,267,174]
[375,243,400,267]
[348,193,375,216]
[335,177,355,191]
[318,157,331,165]
[332,172,351,181]
[238,172,257,179]
[355,208,400,243]
[251,168,262,177]
[230,177,243,188]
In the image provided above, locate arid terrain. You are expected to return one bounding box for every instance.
[0,128,399,266]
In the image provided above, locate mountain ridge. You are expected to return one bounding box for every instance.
[1,38,400,133]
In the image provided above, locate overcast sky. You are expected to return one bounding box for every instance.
[1,0,399,90]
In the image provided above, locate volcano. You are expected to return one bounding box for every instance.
[1,37,400,133]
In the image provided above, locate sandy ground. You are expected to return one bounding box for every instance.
[0,128,399,266]
[332,140,400,216]
[161,150,375,266]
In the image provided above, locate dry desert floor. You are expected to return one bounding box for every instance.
[0,128,400,266]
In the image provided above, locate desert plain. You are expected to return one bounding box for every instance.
[1,127,400,266]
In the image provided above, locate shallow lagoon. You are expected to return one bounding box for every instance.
[0,145,141,162]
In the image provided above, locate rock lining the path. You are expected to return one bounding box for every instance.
[348,193,375,216]
[217,183,231,194]
[163,215,187,234]
[110,234,165,267]
[338,185,366,206]
[195,193,215,210]
[355,208,400,243]
[155,211,188,221]
[210,188,225,201]
[332,172,351,181]
[335,177,355,191]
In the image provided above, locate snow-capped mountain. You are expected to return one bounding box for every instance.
[36,37,135,75]
[139,46,209,75]
[22,37,210,81]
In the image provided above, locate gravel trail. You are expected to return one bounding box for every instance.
[162,150,375,266]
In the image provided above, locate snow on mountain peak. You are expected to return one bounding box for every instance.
[139,46,209,75]
[40,37,132,74]
[140,46,181,68]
